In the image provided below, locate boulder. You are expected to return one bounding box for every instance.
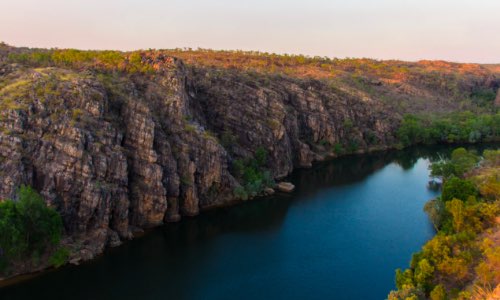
[264,187,275,195]
[277,182,295,193]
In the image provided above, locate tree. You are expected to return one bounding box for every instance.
[450,148,479,176]
[395,268,414,290]
[430,284,446,300]
[397,115,424,146]
[430,160,456,179]
[445,199,464,232]
[441,177,478,202]
[414,258,434,288]
[0,186,63,273]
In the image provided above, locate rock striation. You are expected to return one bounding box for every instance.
[0,47,498,262]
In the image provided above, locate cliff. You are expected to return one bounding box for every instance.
[0,45,499,266]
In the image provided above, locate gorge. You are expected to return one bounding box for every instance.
[0,44,500,292]
[0,146,460,299]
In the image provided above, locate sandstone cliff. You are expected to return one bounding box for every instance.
[0,45,498,263]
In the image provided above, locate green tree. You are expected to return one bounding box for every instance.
[397,115,424,146]
[430,160,456,179]
[0,186,64,273]
[450,148,479,176]
[414,258,434,288]
[395,268,414,290]
[441,177,478,202]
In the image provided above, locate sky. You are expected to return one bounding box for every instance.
[1,0,499,63]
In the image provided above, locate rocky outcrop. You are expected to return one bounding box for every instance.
[0,48,498,265]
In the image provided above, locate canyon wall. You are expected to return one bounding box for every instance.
[0,47,498,260]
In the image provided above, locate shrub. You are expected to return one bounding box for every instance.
[231,148,274,196]
[441,177,477,202]
[429,284,446,300]
[233,186,248,201]
[332,143,344,155]
[391,147,500,298]
[347,139,359,153]
[0,186,64,273]
[49,247,70,268]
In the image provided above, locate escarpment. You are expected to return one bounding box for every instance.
[0,46,499,260]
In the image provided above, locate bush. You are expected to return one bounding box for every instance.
[397,112,500,147]
[231,147,274,196]
[430,284,446,300]
[332,143,344,155]
[49,247,70,268]
[391,147,500,298]
[233,186,248,201]
[0,186,64,273]
[441,177,477,202]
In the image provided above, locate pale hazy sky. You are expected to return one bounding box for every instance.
[1,0,499,63]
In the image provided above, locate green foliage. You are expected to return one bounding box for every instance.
[233,186,248,201]
[431,148,479,179]
[255,147,267,166]
[414,258,434,288]
[343,119,354,131]
[347,139,360,153]
[441,177,478,202]
[232,147,274,197]
[364,131,378,145]
[49,247,70,268]
[430,160,457,179]
[397,112,500,147]
[450,148,479,175]
[395,268,414,290]
[470,88,497,107]
[0,186,64,274]
[6,48,155,74]
[332,143,344,155]
[397,115,424,146]
[390,147,500,298]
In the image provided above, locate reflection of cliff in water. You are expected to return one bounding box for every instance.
[290,146,437,196]
[290,143,500,199]
[161,195,293,244]
[163,149,404,241]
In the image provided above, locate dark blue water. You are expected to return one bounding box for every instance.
[1,147,456,300]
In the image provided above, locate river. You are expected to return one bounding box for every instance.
[2,145,491,300]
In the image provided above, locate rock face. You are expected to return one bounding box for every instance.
[0,48,498,261]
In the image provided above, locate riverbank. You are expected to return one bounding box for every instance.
[388,148,500,299]
[1,143,498,287]
[0,146,441,299]
[2,45,500,284]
